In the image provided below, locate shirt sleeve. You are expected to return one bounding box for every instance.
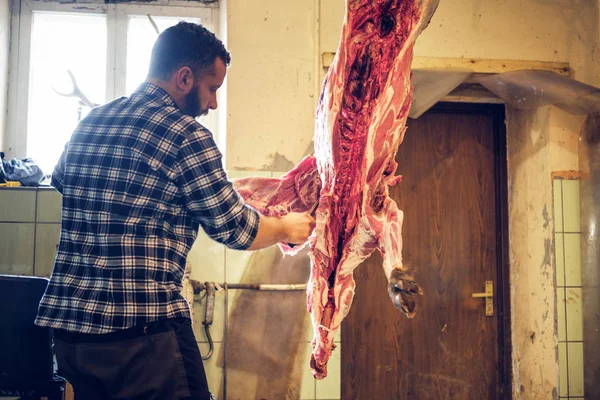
[176,128,260,250]
[51,142,68,194]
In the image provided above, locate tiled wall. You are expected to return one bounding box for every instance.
[0,173,341,400]
[0,188,62,277]
[553,179,585,399]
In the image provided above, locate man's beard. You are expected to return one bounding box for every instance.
[183,84,209,118]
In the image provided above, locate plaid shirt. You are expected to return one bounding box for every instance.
[35,83,259,334]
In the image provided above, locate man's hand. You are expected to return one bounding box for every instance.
[281,212,316,244]
[247,212,316,251]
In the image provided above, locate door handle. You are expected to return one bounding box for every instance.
[472,280,494,316]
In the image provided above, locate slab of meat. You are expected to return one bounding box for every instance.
[232,156,321,255]
[233,0,440,380]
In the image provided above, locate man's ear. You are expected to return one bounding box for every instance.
[174,66,195,94]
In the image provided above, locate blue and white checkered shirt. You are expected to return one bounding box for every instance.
[35,83,259,334]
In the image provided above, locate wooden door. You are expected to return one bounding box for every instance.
[342,104,510,400]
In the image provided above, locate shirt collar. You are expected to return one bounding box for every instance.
[133,82,179,109]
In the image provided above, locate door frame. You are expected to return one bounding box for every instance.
[426,101,512,399]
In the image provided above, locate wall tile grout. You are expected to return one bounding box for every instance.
[555,178,585,397]
[32,189,39,276]
[559,180,572,396]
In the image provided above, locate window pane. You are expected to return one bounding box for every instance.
[125,15,202,96]
[28,11,107,175]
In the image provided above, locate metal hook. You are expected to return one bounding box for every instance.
[201,282,216,360]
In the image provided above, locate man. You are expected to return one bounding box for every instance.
[35,22,315,400]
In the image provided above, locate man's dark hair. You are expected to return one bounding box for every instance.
[147,21,231,80]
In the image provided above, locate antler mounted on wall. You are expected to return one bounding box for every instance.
[52,69,98,110]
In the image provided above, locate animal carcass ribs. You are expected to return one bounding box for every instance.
[233,0,440,379]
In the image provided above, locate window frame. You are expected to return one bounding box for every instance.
[6,0,219,163]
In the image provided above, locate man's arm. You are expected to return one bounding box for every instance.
[51,142,68,194]
[177,128,314,250]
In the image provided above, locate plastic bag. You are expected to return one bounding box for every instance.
[0,152,45,186]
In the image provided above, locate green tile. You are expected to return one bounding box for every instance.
[557,288,566,342]
[187,229,226,284]
[564,233,582,287]
[562,180,580,233]
[555,234,565,287]
[36,190,62,223]
[0,223,35,275]
[305,321,316,342]
[225,246,279,286]
[566,288,583,342]
[300,343,316,399]
[316,345,341,399]
[554,180,563,233]
[227,170,272,179]
[567,342,584,396]
[198,341,223,397]
[559,342,568,397]
[0,189,36,222]
[225,247,255,285]
[272,171,291,178]
[34,223,60,277]
[187,229,226,343]
[334,325,341,343]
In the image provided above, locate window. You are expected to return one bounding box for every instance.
[7,0,219,175]
[27,11,107,174]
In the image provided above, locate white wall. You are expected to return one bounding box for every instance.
[0,0,10,149]
[318,0,600,85]
[225,0,318,171]
[225,0,599,171]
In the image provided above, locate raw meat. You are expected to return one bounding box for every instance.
[232,156,321,255]
[233,0,440,380]
[308,0,440,379]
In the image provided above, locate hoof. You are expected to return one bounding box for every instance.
[387,268,422,318]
